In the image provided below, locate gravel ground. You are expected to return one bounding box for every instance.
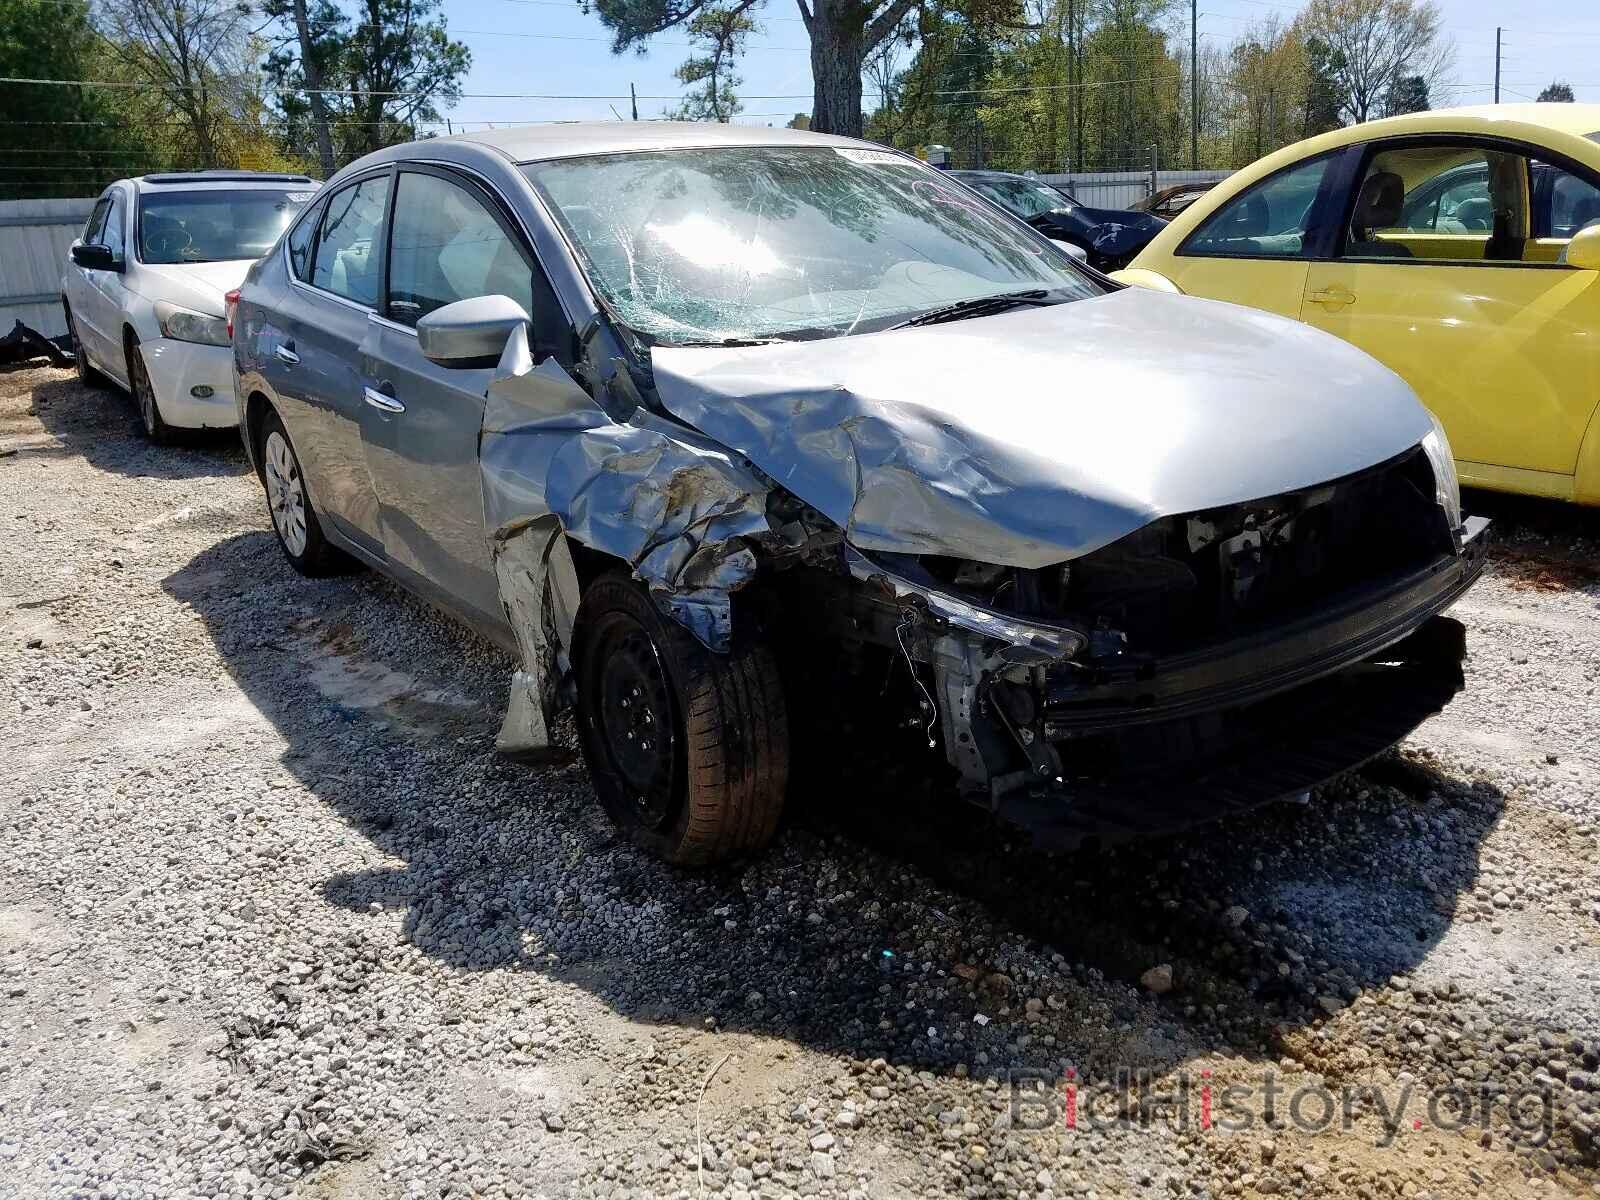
[2,363,1599,1200]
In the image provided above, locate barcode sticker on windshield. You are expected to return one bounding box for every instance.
[833,147,904,165]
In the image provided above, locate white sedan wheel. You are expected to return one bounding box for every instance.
[263,430,309,558]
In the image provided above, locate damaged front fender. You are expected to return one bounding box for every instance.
[478,326,783,755]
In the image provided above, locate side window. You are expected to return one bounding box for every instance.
[1345,145,1527,262]
[83,197,110,244]
[1183,155,1332,259]
[102,191,126,261]
[287,198,324,281]
[311,175,390,306]
[1541,165,1600,239]
[386,171,534,327]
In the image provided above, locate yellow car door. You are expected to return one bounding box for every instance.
[1154,154,1342,320]
[1300,141,1600,495]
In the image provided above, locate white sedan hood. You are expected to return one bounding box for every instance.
[651,288,1435,566]
[136,260,252,318]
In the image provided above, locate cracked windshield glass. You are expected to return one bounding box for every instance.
[522,146,1097,344]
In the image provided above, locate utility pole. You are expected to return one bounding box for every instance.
[1494,28,1502,103]
[630,82,639,120]
[1190,0,1198,169]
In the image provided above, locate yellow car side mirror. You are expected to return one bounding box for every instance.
[1566,224,1600,271]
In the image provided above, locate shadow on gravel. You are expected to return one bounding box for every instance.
[168,530,1506,1083]
[24,370,246,480]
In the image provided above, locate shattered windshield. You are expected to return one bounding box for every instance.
[522,146,1097,344]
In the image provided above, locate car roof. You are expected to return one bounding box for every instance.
[1271,103,1600,164]
[430,120,871,164]
[130,171,318,193]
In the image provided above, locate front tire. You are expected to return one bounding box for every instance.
[126,334,173,443]
[257,409,348,576]
[574,574,788,866]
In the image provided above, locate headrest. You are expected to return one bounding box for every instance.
[1355,170,1405,232]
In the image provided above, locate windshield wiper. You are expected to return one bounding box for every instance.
[890,289,1056,330]
[669,336,791,348]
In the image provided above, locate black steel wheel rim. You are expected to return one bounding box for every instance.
[593,618,677,830]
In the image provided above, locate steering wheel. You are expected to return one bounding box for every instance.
[146,225,192,259]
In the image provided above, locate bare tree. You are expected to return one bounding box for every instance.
[1299,0,1449,124]
[99,0,253,167]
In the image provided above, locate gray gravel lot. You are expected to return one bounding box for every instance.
[3,363,1599,1200]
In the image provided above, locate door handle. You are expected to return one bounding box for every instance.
[274,344,300,365]
[363,384,405,414]
[1307,287,1356,308]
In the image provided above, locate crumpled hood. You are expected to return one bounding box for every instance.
[651,288,1435,567]
[135,260,251,317]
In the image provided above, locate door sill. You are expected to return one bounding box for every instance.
[1456,460,1573,502]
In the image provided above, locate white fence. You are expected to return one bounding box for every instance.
[1038,169,1232,210]
[1,197,95,339]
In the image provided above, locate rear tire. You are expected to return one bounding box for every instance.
[257,408,349,576]
[65,307,105,388]
[573,573,788,866]
[126,334,174,443]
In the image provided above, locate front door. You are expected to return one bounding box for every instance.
[1160,153,1342,320]
[1300,140,1600,484]
[359,166,552,627]
[79,190,130,376]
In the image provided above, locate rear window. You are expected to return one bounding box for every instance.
[138,189,315,265]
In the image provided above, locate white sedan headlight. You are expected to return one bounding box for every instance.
[155,301,230,347]
[1420,410,1462,535]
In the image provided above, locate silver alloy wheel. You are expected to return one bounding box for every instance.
[263,430,309,558]
[132,351,157,433]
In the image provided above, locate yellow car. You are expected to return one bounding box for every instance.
[1120,104,1600,504]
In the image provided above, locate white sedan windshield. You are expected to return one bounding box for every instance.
[522,146,1096,344]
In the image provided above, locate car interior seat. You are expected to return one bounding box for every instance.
[1348,171,1413,258]
[1452,196,1493,231]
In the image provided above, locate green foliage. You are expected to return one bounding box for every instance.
[670,3,758,122]
[1537,81,1575,104]
[262,0,470,169]
[0,0,157,198]
[1382,72,1428,115]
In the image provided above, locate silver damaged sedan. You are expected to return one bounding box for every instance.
[232,122,1489,864]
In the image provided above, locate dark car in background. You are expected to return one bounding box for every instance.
[951,169,1167,270]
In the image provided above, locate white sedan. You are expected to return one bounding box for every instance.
[61,171,318,441]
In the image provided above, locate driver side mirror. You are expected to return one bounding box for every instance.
[417,294,531,368]
[1565,223,1600,271]
[71,242,121,272]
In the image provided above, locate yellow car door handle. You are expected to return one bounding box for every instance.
[1307,287,1356,308]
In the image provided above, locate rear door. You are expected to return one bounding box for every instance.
[358,165,562,628]
[1300,139,1600,485]
[1161,153,1343,319]
[268,171,393,554]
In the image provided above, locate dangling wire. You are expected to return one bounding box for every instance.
[895,610,938,750]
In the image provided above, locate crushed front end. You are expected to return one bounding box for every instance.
[766,445,1488,844]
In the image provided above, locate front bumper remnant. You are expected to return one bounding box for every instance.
[922,516,1490,844]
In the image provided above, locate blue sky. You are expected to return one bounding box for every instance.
[432,0,1600,130]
